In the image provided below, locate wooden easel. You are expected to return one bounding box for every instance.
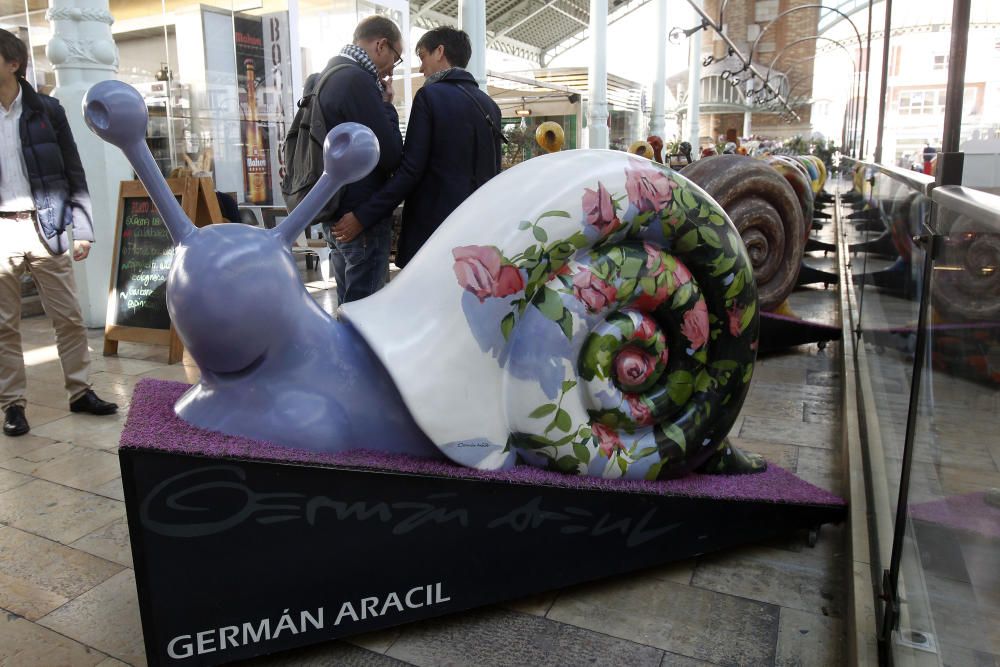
[103,176,223,364]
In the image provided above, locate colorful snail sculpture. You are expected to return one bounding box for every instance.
[760,155,815,238]
[84,80,764,480]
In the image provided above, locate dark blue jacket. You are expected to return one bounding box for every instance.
[355,69,501,266]
[5,79,93,255]
[317,56,403,226]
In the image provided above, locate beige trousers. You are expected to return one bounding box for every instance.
[0,215,91,410]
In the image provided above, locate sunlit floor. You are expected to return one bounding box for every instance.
[1,251,847,666]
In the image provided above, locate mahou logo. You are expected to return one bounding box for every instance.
[246,154,267,173]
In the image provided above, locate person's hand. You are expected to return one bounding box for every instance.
[332,213,363,244]
[382,75,394,103]
[72,240,91,261]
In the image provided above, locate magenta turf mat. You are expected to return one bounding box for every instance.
[121,378,845,506]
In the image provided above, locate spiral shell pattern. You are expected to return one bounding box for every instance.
[682,155,805,311]
[535,122,565,153]
[932,213,1000,321]
[474,158,760,479]
[761,155,815,241]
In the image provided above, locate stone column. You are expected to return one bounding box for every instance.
[648,0,667,138]
[458,0,487,91]
[743,110,751,138]
[686,3,702,151]
[587,0,608,149]
[46,0,132,328]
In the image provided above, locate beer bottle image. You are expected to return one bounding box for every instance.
[242,58,271,204]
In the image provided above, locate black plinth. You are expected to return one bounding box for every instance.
[121,379,846,666]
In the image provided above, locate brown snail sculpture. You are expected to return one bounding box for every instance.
[682,155,806,312]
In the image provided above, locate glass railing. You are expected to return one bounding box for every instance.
[842,157,935,524]
[887,185,1000,665]
[842,156,1000,665]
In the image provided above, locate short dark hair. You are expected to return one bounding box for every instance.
[416,27,472,69]
[0,28,28,79]
[353,15,402,47]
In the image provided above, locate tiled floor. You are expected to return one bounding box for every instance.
[1,262,847,666]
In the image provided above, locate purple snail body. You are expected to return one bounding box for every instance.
[83,81,437,458]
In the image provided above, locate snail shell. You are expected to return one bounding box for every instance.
[795,156,822,194]
[932,210,1000,321]
[681,155,805,311]
[628,140,655,160]
[535,122,565,153]
[343,151,759,479]
[760,155,815,241]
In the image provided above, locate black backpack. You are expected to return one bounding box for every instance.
[280,63,350,217]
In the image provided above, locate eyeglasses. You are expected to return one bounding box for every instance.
[385,40,403,68]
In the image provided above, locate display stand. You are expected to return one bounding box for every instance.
[120,379,845,666]
[758,311,842,353]
[103,177,223,364]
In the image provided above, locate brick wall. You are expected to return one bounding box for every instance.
[696,0,818,139]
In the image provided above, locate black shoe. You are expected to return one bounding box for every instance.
[69,390,118,416]
[3,405,29,436]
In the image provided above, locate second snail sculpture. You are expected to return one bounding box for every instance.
[84,80,764,480]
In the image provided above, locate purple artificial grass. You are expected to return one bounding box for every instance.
[909,492,1000,539]
[122,378,845,506]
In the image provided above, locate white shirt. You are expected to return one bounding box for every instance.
[0,87,35,212]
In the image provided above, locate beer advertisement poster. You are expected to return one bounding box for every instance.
[234,14,272,205]
[263,12,294,209]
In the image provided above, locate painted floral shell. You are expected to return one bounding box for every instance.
[343,151,759,480]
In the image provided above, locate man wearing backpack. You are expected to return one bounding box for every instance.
[0,29,118,437]
[311,16,404,304]
[332,27,502,269]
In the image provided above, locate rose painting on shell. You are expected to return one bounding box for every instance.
[448,159,759,479]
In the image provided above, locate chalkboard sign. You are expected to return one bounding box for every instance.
[104,178,222,364]
[113,195,177,329]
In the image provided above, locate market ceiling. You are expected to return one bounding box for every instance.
[409,0,652,66]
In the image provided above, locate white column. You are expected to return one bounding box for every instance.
[649,0,667,137]
[47,0,132,328]
[458,0,487,91]
[686,4,702,150]
[587,0,608,149]
[743,110,751,138]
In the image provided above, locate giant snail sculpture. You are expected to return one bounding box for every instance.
[84,80,766,480]
[681,155,806,313]
[760,155,815,238]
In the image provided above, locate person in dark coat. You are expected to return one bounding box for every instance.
[334,27,503,268]
[318,16,404,303]
[0,29,117,437]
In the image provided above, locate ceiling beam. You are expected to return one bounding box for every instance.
[542,0,651,64]
[488,0,563,46]
[413,0,450,21]
[413,8,545,63]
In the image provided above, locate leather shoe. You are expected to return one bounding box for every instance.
[3,405,29,436]
[69,389,118,416]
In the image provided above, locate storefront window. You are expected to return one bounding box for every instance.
[3,1,413,218]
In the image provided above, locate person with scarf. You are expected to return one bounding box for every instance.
[317,16,404,303]
[333,27,502,269]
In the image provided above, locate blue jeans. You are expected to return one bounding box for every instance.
[329,219,391,304]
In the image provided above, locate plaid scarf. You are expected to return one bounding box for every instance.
[340,44,384,94]
[425,66,463,85]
